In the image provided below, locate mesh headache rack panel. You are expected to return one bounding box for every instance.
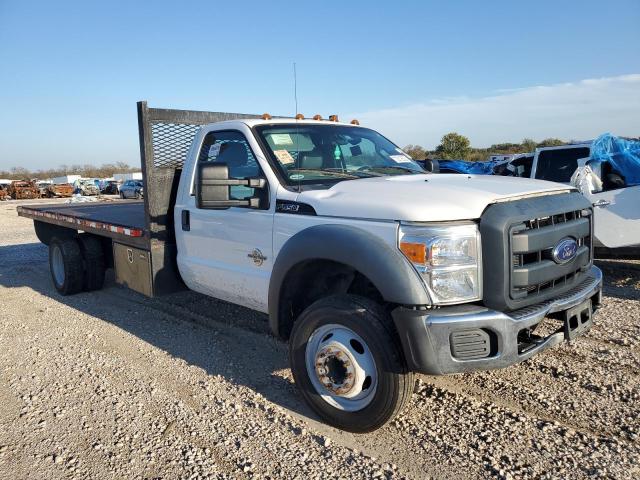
[151,123,202,169]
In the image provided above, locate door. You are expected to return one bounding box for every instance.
[585,185,640,248]
[178,130,273,312]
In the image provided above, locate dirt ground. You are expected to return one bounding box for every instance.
[0,198,638,479]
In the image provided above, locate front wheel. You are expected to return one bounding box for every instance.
[289,294,414,432]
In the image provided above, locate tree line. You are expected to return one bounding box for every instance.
[0,162,140,180]
[404,133,567,161]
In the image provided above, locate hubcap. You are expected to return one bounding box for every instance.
[51,245,64,286]
[305,324,377,411]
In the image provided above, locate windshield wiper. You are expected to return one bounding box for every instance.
[358,165,423,174]
[286,168,361,179]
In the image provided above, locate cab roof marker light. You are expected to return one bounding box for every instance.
[261,113,272,120]
[295,113,305,120]
[350,119,360,125]
[329,115,339,122]
[313,114,322,120]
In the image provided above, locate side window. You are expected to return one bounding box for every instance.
[535,147,590,183]
[511,155,534,177]
[198,130,261,200]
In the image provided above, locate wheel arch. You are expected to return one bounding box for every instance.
[268,224,430,339]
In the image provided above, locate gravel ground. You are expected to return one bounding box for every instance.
[0,198,638,479]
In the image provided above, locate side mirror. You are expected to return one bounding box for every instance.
[421,159,440,173]
[196,162,266,209]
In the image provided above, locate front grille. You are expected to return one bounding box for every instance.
[510,208,592,301]
[479,192,594,312]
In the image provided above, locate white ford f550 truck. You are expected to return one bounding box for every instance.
[18,102,603,432]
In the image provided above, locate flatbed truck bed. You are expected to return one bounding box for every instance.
[18,201,147,247]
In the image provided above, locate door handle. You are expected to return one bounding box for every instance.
[181,210,190,231]
[593,199,610,208]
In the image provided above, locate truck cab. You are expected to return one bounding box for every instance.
[20,103,603,432]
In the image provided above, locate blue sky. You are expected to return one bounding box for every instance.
[1,0,639,170]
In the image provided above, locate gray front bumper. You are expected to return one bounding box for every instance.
[392,266,603,375]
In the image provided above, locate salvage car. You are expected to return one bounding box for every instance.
[101,180,120,195]
[119,180,144,199]
[18,101,602,432]
[46,183,74,198]
[74,179,100,196]
[8,180,39,199]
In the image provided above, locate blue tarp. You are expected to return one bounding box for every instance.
[437,160,498,174]
[590,133,640,187]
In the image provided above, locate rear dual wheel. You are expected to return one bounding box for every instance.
[49,235,105,295]
[289,295,414,433]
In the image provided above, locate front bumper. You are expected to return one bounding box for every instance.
[392,266,603,375]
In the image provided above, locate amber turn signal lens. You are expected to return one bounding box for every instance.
[400,241,426,264]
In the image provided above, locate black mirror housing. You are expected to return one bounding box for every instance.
[196,162,266,209]
[421,159,440,173]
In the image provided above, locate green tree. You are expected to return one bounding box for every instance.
[537,138,565,148]
[521,138,537,152]
[403,144,427,159]
[436,132,471,159]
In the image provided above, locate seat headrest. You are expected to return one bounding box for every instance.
[299,150,324,169]
[218,142,248,167]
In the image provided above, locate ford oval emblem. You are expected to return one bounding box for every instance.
[551,238,578,264]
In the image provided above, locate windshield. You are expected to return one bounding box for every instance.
[254,124,424,185]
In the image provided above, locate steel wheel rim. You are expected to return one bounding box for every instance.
[305,323,378,411]
[51,245,64,287]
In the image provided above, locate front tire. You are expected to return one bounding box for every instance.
[289,294,414,432]
[49,238,85,295]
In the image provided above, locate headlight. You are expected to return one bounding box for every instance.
[399,223,482,305]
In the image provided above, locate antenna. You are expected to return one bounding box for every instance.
[293,62,298,117]
[293,61,301,192]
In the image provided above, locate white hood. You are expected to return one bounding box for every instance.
[296,174,572,222]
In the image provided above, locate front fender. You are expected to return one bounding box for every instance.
[268,224,430,337]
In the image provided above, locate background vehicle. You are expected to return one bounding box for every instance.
[9,180,39,199]
[512,143,639,253]
[119,180,143,199]
[36,181,53,197]
[45,183,74,198]
[0,185,10,200]
[18,102,602,432]
[74,178,100,196]
[101,180,120,194]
